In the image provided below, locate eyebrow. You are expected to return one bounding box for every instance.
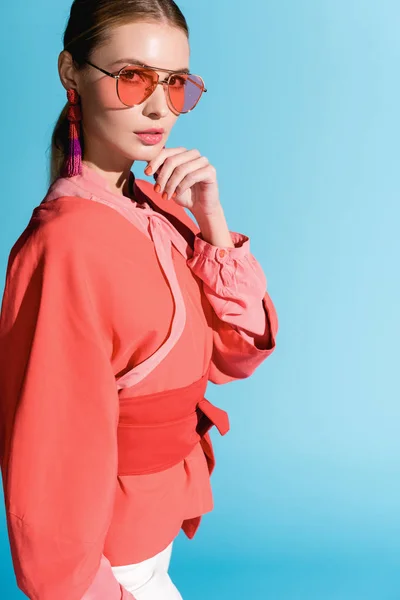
[109,58,190,74]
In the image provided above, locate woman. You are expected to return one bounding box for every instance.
[0,1,278,598]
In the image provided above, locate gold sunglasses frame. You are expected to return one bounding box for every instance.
[85,60,207,115]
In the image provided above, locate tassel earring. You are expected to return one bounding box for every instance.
[63,88,82,177]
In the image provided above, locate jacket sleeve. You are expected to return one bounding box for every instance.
[0,218,135,599]
[186,231,278,384]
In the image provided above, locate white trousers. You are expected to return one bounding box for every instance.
[111,542,183,600]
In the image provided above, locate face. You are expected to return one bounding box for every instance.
[59,21,190,172]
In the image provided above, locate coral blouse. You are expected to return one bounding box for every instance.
[0,163,278,600]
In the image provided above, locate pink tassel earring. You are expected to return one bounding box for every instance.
[62,88,82,177]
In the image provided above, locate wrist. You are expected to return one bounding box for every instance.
[191,202,224,223]
[190,203,234,248]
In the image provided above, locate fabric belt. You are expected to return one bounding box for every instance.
[117,365,230,476]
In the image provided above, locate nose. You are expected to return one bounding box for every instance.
[143,80,171,117]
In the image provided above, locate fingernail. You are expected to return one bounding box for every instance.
[162,191,168,201]
[172,192,177,198]
[154,183,161,193]
[144,165,152,175]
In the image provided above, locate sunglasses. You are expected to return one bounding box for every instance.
[85,60,207,115]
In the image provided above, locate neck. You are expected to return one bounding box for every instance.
[81,160,135,199]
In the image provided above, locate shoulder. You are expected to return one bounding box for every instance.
[7,197,126,280]
[31,196,133,247]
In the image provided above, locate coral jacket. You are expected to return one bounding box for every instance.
[0,164,278,599]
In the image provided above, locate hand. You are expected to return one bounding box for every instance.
[144,146,222,216]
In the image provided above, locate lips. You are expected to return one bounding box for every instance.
[135,129,164,134]
[135,131,164,146]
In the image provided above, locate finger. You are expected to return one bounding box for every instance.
[173,164,216,198]
[156,149,202,196]
[144,147,186,176]
[144,145,166,176]
[152,162,164,180]
[163,156,209,199]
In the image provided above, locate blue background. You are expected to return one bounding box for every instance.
[1,0,399,598]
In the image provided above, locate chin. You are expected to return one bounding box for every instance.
[126,143,165,161]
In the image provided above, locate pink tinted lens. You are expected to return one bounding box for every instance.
[117,67,157,106]
[168,73,205,113]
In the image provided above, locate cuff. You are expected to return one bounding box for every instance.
[191,231,250,261]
